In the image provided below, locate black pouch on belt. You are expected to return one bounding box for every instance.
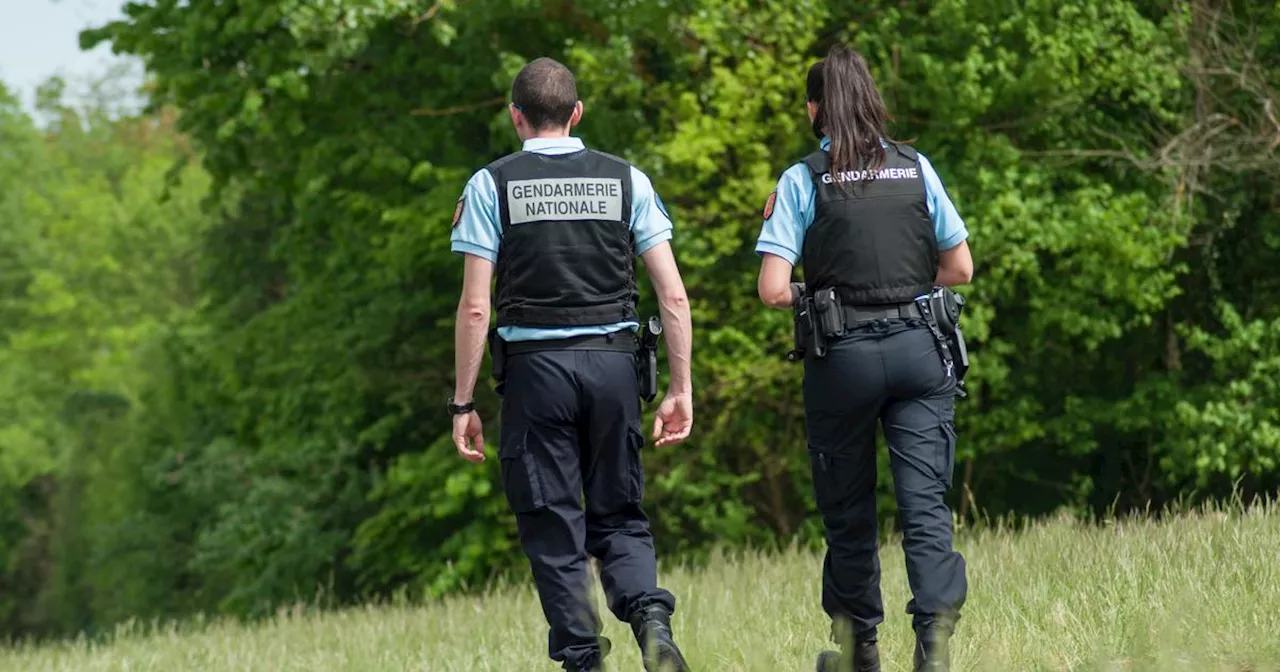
[807,294,829,359]
[787,294,827,361]
[814,288,845,338]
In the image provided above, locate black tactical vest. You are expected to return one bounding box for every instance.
[487,149,638,328]
[800,143,938,306]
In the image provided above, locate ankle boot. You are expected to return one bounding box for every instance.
[815,633,880,672]
[912,623,951,671]
[629,605,688,672]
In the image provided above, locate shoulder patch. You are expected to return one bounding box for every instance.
[762,191,777,220]
[451,197,465,228]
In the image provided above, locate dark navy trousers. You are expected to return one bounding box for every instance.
[499,348,675,669]
[803,318,967,638]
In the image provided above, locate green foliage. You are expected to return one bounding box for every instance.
[0,0,1277,640]
[0,79,214,635]
[1169,305,1280,483]
[349,435,517,598]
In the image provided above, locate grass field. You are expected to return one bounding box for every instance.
[5,503,1280,672]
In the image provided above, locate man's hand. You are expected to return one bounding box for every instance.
[652,392,693,447]
[453,411,486,462]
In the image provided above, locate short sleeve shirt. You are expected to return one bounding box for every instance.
[756,137,968,265]
[451,137,674,342]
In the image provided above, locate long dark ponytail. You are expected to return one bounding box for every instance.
[806,44,892,179]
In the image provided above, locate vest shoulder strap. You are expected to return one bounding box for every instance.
[888,142,919,161]
[484,150,530,175]
[585,149,631,171]
[803,144,919,169]
[802,150,828,175]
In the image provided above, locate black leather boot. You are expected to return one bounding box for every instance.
[912,622,952,671]
[629,605,689,672]
[815,635,880,672]
[819,637,880,665]
[816,622,880,672]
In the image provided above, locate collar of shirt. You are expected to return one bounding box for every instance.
[522,136,586,155]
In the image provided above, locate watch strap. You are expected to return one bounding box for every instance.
[447,397,475,415]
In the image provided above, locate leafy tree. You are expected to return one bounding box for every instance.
[0,77,212,636]
[0,0,1271,636]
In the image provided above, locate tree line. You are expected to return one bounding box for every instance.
[2,0,1278,640]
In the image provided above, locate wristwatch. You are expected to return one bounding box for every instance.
[447,396,475,416]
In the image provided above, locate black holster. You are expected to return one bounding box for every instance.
[919,287,969,397]
[487,328,507,396]
[787,291,829,361]
[949,328,970,384]
[636,317,662,403]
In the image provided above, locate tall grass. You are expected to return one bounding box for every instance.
[5,502,1279,671]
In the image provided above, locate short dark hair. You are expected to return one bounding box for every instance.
[511,57,579,131]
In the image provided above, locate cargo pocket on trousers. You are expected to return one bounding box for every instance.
[809,449,846,514]
[935,420,957,489]
[626,425,646,504]
[499,428,547,514]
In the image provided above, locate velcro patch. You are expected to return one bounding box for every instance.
[762,191,777,220]
[451,198,465,228]
[506,177,624,225]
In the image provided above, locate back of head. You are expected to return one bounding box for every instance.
[806,44,891,179]
[511,57,579,132]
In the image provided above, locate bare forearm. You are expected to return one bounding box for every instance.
[935,242,973,287]
[657,291,693,395]
[761,282,803,310]
[762,288,792,309]
[935,267,971,287]
[453,302,490,402]
[757,255,800,310]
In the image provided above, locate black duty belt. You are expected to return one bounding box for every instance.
[841,302,924,326]
[504,332,636,356]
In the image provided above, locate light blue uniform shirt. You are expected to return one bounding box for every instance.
[451,137,674,342]
[755,137,968,265]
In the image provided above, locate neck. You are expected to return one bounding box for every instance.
[524,127,572,140]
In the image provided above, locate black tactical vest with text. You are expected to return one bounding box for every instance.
[488,149,638,328]
[800,143,938,306]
